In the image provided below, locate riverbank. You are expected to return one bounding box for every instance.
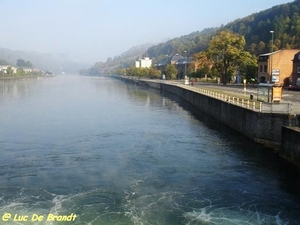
[116,76,300,168]
[0,75,51,81]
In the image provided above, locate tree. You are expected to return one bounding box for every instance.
[207,31,252,85]
[149,66,161,79]
[6,66,13,77]
[17,59,33,68]
[16,67,25,76]
[164,64,178,80]
[17,59,26,67]
[238,54,258,81]
[25,61,33,68]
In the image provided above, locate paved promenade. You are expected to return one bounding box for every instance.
[145,78,300,114]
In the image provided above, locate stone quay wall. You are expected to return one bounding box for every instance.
[116,76,300,167]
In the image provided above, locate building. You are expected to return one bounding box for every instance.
[170,54,184,64]
[174,57,192,79]
[258,49,299,86]
[291,51,300,87]
[0,65,17,75]
[135,57,152,68]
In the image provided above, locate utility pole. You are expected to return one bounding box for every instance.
[270,30,274,83]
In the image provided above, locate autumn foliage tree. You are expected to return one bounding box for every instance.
[206,31,254,84]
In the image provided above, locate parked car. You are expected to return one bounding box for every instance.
[288,85,300,91]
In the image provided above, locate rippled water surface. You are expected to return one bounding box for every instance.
[0,76,299,225]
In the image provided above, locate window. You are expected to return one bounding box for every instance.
[260,65,263,72]
[297,67,300,73]
[264,65,267,72]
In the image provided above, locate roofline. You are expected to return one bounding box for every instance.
[259,50,282,56]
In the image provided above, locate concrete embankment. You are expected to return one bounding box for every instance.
[116,76,300,167]
[0,75,49,81]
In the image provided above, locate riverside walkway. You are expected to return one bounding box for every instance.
[138,78,300,114]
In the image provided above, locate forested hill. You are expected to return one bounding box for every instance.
[89,0,300,75]
[224,0,300,54]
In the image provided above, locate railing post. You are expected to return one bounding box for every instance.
[259,102,262,112]
[271,103,273,113]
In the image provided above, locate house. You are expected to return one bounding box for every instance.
[23,67,33,73]
[171,54,184,64]
[174,57,192,79]
[0,65,17,74]
[258,49,299,86]
[135,57,152,68]
[291,51,300,87]
[154,54,192,79]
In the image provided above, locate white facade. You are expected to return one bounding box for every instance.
[135,57,152,68]
[135,61,140,68]
[0,65,17,74]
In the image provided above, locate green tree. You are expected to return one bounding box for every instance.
[149,66,161,79]
[16,67,25,76]
[207,31,252,85]
[17,59,26,67]
[238,54,258,81]
[6,66,14,77]
[164,64,178,80]
[25,61,33,68]
[17,59,33,68]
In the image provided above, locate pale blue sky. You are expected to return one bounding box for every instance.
[0,0,293,65]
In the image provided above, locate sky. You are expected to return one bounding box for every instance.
[0,0,293,65]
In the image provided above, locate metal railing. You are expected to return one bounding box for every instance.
[175,84,292,114]
[119,78,293,114]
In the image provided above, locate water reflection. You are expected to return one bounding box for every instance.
[0,76,299,225]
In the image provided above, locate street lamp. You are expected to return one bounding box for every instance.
[184,50,187,78]
[270,30,274,83]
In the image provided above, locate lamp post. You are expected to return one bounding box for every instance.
[184,50,187,78]
[270,30,274,83]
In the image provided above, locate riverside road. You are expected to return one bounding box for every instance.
[167,80,300,114]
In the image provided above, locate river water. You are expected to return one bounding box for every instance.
[0,75,299,225]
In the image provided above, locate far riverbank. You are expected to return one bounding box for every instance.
[0,75,53,81]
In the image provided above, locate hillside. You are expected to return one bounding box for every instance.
[88,0,300,75]
[0,47,89,74]
[81,43,153,76]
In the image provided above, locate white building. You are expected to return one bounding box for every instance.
[0,65,17,74]
[135,57,152,68]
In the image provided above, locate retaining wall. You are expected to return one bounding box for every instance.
[116,76,300,167]
[281,127,300,166]
[159,82,299,145]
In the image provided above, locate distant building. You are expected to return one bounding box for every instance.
[23,67,33,73]
[0,65,17,74]
[171,54,184,64]
[174,57,192,79]
[135,57,152,68]
[154,54,192,79]
[258,49,299,86]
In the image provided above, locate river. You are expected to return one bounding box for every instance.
[0,75,299,225]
